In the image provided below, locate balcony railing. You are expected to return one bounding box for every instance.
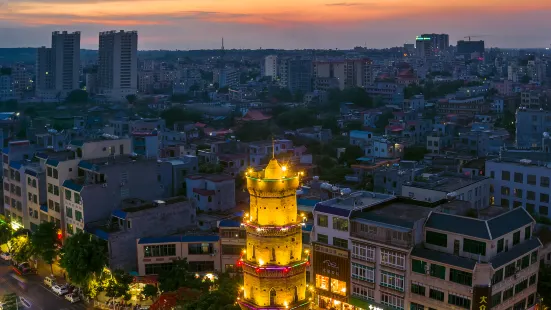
[350,230,413,249]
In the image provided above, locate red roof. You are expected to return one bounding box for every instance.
[386,125,404,132]
[149,288,201,310]
[241,110,271,121]
[195,122,207,128]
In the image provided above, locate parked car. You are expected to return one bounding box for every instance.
[43,276,56,288]
[0,252,11,261]
[64,293,80,304]
[52,284,69,296]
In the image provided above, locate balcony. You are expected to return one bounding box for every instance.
[350,230,413,249]
[243,222,303,237]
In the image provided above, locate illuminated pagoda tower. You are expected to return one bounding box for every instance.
[238,157,310,310]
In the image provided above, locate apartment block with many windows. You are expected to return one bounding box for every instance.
[486,158,551,216]
[409,207,540,310]
[219,219,246,273]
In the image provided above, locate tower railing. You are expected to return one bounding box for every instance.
[242,222,303,237]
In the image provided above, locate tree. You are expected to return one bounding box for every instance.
[11,235,33,264]
[0,222,13,252]
[142,284,158,300]
[65,90,88,103]
[179,273,241,310]
[199,163,224,174]
[539,264,551,308]
[158,259,206,292]
[373,111,394,133]
[160,108,202,128]
[60,231,108,287]
[403,146,429,161]
[104,269,133,300]
[340,145,364,165]
[126,94,137,105]
[30,222,59,274]
[276,108,318,130]
[520,75,530,84]
[234,122,273,142]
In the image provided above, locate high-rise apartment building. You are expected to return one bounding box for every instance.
[313,59,373,91]
[98,30,138,101]
[279,57,312,94]
[419,33,449,51]
[36,31,81,100]
[415,37,433,58]
[457,40,485,58]
[264,55,278,80]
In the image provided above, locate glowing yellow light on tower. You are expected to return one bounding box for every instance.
[281,166,287,172]
[248,168,253,174]
[258,259,265,266]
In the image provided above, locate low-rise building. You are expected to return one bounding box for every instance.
[185,174,236,211]
[401,172,490,209]
[219,219,246,273]
[157,156,199,197]
[137,235,221,275]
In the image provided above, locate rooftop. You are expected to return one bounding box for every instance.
[425,207,534,240]
[186,173,234,182]
[314,191,395,217]
[351,198,434,229]
[121,196,188,213]
[78,154,151,172]
[404,172,488,193]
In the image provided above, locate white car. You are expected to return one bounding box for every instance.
[52,284,69,296]
[0,252,11,261]
[64,293,80,304]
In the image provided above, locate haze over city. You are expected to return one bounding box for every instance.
[1,0,551,49]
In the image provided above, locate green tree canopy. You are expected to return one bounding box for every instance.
[373,111,394,133]
[160,108,203,128]
[126,94,137,105]
[30,222,59,274]
[276,107,318,130]
[65,90,88,103]
[11,235,33,264]
[0,222,12,251]
[142,284,158,300]
[179,273,241,310]
[158,259,207,293]
[340,145,364,165]
[403,146,429,161]
[539,264,551,308]
[234,122,274,142]
[59,231,108,287]
[104,269,133,300]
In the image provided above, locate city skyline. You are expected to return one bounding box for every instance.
[1,0,551,49]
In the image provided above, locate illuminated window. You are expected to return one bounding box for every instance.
[352,243,375,261]
[380,270,404,291]
[331,278,347,296]
[315,274,329,291]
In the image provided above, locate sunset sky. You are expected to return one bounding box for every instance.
[1,0,550,49]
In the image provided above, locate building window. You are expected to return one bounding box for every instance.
[514,172,523,183]
[491,292,502,307]
[332,217,348,231]
[463,238,486,255]
[513,230,520,245]
[531,250,538,264]
[492,269,503,284]
[380,270,404,291]
[410,303,424,310]
[351,263,374,282]
[47,167,52,177]
[541,193,550,203]
[351,284,374,301]
[411,283,426,296]
[412,259,427,274]
[65,190,72,201]
[501,186,510,195]
[497,238,504,253]
[317,234,328,244]
[48,183,53,193]
[145,263,173,275]
[315,274,329,291]
[449,269,472,286]
[333,237,348,249]
[448,294,471,309]
[540,206,549,215]
[188,243,214,255]
[430,263,446,279]
[503,286,514,301]
[75,211,82,222]
[527,174,536,185]
[525,226,531,240]
[541,176,550,187]
[53,169,58,179]
[514,279,528,294]
[317,215,328,227]
[330,278,347,296]
[527,191,536,200]
[529,274,537,286]
[54,202,60,213]
[352,243,375,261]
[53,185,59,196]
[74,193,81,204]
[144,244,176,257]
[514,188,522,198]
[381,249,405,269]
[66,223,74,235]
[505,262,516,278]
[425,231,447,247]
[381,292,404,310]
[501,171,510,181]
[429,288,444,301]
[66,207,73,219]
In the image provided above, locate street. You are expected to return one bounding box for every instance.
[0,262,91,310]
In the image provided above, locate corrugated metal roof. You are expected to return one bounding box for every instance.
[35,152,48,160]
[425,212,490,239]
[78,161,98,172]
[411,246,477,270]
[9,161,21,170]
[25,169,37,177]
[138,235,220,244]
[487,208,533,239]
[490,238,541,269]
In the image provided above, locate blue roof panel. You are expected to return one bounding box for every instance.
[63,180,83,192]
[46,159,59,167]
[40,205,48,213]
[297,199,319,207]
[9,161,21,170]
[314,203,352,217]
[219,220,241,228]
[112,210,127,220]
[78,161,98,172]
[25,169,37,177]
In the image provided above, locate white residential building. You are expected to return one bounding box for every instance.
[264,55,278,79]
[98,30,138,101]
